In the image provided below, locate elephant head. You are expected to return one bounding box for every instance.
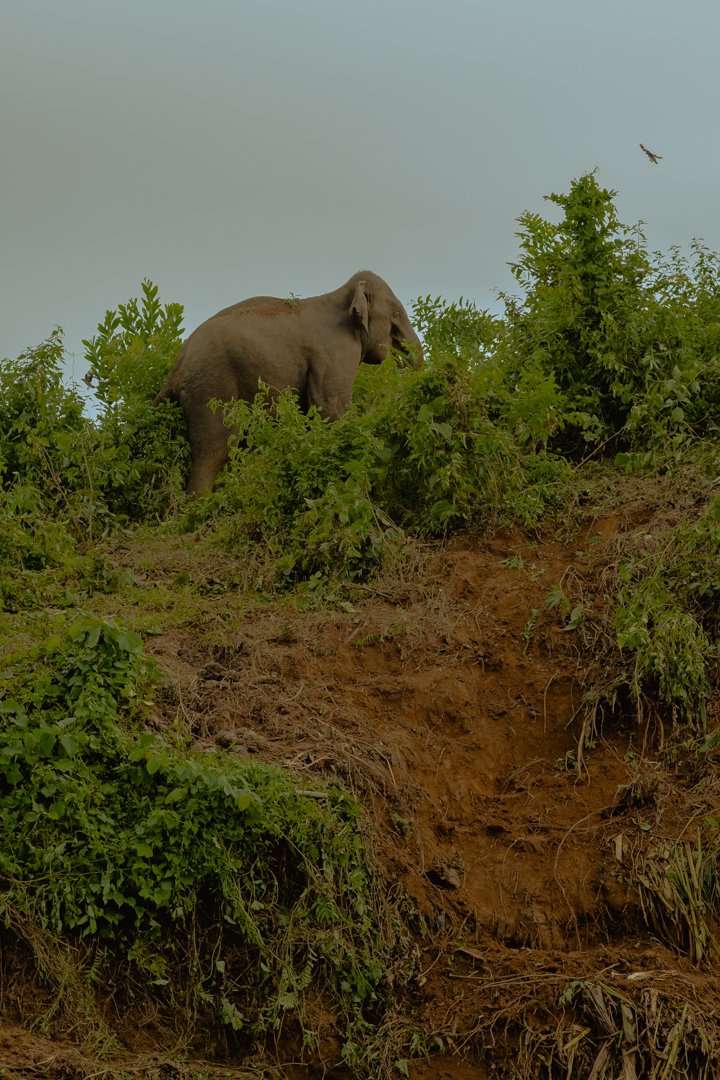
[349,272,424,367]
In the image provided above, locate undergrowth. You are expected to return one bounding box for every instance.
[480,975,720,1078]
[571,483,720,747]
[0,615,406,1064]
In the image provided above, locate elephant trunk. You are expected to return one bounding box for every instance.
[409,340,424,368]
[397,336,423,369]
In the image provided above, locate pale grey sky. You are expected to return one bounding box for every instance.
[2,0,718,384]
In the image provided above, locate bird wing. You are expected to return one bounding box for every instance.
[640,142,662,162]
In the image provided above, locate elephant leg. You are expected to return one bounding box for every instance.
[307,363,357,421]
[186,405,231,495]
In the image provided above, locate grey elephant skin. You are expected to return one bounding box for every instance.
[154,270,423,494]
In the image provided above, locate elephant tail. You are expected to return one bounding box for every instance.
[153,381,176,406]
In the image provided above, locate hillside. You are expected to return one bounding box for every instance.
[3,472,720,1077]
[2,173,720,1077]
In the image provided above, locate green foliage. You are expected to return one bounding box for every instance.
[366,352,569,535]
[503,173,653,450]
[630,240,720,447]
[523,583,585,645]
[411,294,503,363]
[502,172,720,456]
[0,615,396,1052]
[200,388,394,587]
[195,345,572,589]
[83,278,184,410]
[0,333,103,588]
[612,496,720,728]
[616,581,711,727]
[84,279,189,521]
[0,330,88,491]
[0,282,189,611]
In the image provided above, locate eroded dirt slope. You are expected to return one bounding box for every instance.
[4,518,720,1078]
[151,530,622,950]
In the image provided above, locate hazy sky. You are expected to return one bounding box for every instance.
[2,0,719,385]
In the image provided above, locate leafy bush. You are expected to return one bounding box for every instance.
[0,330,89,493]
[0,614,397,1049]
[594,495,720,731]
[0,333,105,596]
[0,282,189,610]
[616,581,712,729]
[84,278,189,521]
[195,388,395,586]
[365,351,570,535]
[411,294,503,364]
[502,172,720,456]
[84,279,183,411]
[193,349,572,589]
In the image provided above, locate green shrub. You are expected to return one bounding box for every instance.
[502,172,720,456]
[83,278,184,411]
[0,330,90,494]
[366,352,570,535]
[84,278,189,521]
[0,332,107,590]
[0,615,398,1050]
[609,496,720,729]
[0,279,189,575]
[616,581,711,728]
[196,388,394,586]
[411,294,503,364]
[192,348,572,588]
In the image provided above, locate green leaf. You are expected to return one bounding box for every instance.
[164,786,187,804]
[47,800,66,820]
[59,733,80,758]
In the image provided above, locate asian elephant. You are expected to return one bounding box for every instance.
[154,270,423,494]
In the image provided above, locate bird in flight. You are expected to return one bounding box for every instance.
[640,143,662,164]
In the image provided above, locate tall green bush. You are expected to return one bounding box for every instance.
[502,172,720,456]
[84,278,189,520]
[0,331,104,591]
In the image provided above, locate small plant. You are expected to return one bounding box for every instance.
[616,582,711,729]
[628,835,720,963]
[523,584,584,645]
[200,388,397,588]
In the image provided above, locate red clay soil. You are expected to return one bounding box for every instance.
[3,523,719,1078]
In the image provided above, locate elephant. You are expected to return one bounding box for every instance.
[154,270,423,494]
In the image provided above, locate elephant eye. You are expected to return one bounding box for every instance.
[393,309,402,320]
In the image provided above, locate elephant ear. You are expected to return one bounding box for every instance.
[350,281,370,334]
